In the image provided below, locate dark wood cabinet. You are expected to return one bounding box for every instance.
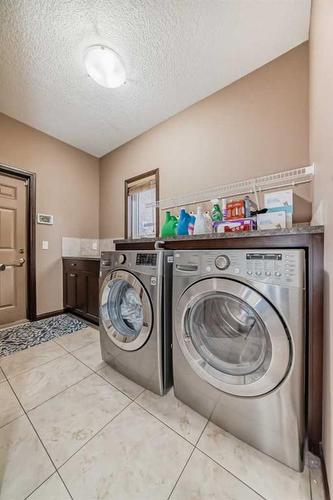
[63,258,100,324]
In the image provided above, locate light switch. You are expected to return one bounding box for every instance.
[92,241,98,250]
[42,240,49,250]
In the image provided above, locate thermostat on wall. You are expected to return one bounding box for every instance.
[37,214,54,225]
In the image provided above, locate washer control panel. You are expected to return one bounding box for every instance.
[214,250,303,287]
[136,253,157,266]
[174,249,304,288]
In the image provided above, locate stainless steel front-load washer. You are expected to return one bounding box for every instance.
[99,250,173,395]
[173,249,305,471]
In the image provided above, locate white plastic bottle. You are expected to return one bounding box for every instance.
[193,207,210,235]
[204,211,213,233]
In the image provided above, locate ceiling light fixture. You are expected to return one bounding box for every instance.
[84,45,126,88]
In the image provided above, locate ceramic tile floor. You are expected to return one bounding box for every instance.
[0,326,327,500]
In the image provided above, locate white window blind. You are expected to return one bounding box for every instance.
[127,175,156,238]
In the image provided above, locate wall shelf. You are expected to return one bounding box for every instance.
[147,164,314,210]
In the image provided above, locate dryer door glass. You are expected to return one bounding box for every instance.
[188,292,271,378]
[175,277,291,397]
[100,270,153,351]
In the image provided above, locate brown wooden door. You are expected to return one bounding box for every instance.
[0,174,27,325]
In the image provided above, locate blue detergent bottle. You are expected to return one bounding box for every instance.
[177,208,191,235]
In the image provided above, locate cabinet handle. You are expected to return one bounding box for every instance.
[69,273,76,277]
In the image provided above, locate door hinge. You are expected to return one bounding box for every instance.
[25,179,29,187]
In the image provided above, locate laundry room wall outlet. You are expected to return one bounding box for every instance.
[42,240,49,250]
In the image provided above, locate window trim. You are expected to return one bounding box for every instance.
[124,168,159,239]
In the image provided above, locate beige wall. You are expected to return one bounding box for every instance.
[0,43,310,315]
[100,43,309,238]
[309,1,333,494]
[0,112,99,315]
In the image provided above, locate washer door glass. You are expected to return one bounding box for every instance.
[101,270,152,351]
[107,279,144,337]
[188,292,271,379]
[175,278,291,397]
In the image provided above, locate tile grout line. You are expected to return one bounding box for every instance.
[68,346,146,402]
[0,343,69,380]
[195,445,268,500]
[0,323,97,380]
[4,366,268,500]
[57,398,135,471]
[24,471,72,500]
[4,351,135,498]
[57,397,200,484]
[2,331,307,500]
[4,344,100,413]
[26,370,95,413]
[165,413,267,500]
[0,410,24,430]
[94,368,145,401]
[53,337,97,354]
[57,351,288,500]
[166,419,209,499]
[134,395,205,447]
[2,358,96,419]
[0,327,97,498]
[308,466,313,500]
[5,364,267,500]
[69,339,311,500]
[3,370,74,500]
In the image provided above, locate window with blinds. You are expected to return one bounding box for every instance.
[125,169,159,239]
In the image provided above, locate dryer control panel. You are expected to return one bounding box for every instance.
[174,249,304,288]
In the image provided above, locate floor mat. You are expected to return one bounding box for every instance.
[0,314,88,357]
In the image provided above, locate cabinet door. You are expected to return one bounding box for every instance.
[65,272,77,308]
[87,273,99,318]
[76,273,88,313]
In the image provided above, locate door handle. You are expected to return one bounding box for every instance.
[0,258,26,270]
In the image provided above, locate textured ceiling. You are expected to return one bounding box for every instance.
[0,0,311,157]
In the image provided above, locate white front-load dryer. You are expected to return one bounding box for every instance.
[172,249,305,471]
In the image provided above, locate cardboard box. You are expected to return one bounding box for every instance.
[257,211,287,230]
[225,200,246,220]
[214,218,256,233]
[264,190,293,228]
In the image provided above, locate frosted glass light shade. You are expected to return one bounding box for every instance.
[84,45,126,88]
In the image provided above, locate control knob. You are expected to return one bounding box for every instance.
[118,254,126,265]
[215,255,230,270]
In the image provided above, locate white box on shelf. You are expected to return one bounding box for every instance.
[264,189,293,228]
[257,211,287,230]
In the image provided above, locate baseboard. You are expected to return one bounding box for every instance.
[35,309,65,321]
[68,310,99,326]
